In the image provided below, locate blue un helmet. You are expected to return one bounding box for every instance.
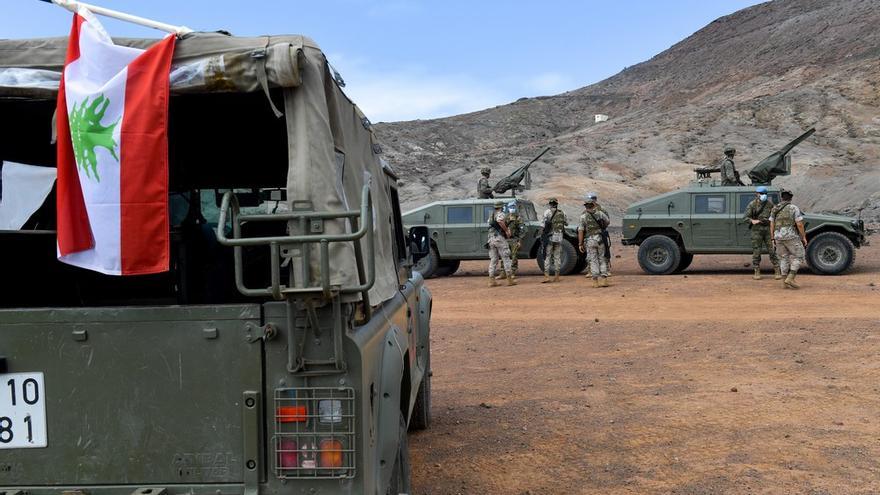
[755,186,768,193]
[506,201,517,213]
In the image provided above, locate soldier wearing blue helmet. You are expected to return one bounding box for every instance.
[743,185,780,279]
[503,200,525,278]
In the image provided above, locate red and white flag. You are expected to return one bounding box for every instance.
[56,8,175,275]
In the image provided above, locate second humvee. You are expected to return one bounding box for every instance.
[621,129,868,275]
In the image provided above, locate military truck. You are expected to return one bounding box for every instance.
[622,129,869,275]
[403,197,587,278]
[0,27,431,495]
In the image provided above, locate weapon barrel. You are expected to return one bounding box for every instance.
[777,127,815,157]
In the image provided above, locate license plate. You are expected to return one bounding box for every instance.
[0,372,47,448]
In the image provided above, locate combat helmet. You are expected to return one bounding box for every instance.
[723,145,736,155]
[493,201,505,208]
[480,167,491,176]
[547,197,558,206]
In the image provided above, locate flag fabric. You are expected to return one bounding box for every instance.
[56,8,175,275]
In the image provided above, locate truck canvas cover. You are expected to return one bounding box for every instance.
[0,31,399,305]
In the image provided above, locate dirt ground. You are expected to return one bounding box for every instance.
[410,234,880,494]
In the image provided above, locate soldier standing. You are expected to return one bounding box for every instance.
[504,200,525,278]
[769,189,808,289]
[541,198,567,283]
[743,185,781,280]
[578,196,611,287]
[720,146,739,186]
[477,167,494,199]
[487,201,516,287]
[586,191,612,277]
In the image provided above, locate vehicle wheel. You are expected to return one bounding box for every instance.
[409,344,431,431]
[535,240,578,275]
[385,413,412,495]
[573,253,588,274]
[806,232,855,275]
[637,235,682,275]
[674,252,694,273]
[434,259,461,277]
[413,245,440,279]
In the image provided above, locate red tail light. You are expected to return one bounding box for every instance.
[277,405,307,423]
[279,439,298,468]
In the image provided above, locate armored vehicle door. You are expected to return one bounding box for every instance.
[443,204,478,255]
[735,192,780,248]
[689,192,733,249]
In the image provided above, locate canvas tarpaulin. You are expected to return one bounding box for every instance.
[0,32,400,305]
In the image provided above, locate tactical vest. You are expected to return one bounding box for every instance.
[772,202,795,228]
[507,213,523,237]
[550,209,565,232]
[581,211,603,235]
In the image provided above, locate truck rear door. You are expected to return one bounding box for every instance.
[0,304,262,487]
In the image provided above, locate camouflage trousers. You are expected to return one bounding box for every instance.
[488,236,512,277]
[750,227,779,268]
[585,234,608,278]
[544,241,563,276]
[775,237,805,274]
[507,239,521,273]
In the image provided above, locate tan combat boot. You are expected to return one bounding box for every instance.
[488,276,498,288]
[553,272,561,283]
[753,268,762,280]
[507,274,517,286]
[592,278,600,288]
[784,271,800,289]
[496,271,507,280]
[773,267,782,280]
[542,273,551,284]
[599,277,610,288]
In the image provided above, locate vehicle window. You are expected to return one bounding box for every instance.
[738,194,753,214]
[769,193,779,204]
[389,187,407,261]
[694,194,726,214]
[482,206,496,223]
[446,206,473,224]
[519,201,537,221]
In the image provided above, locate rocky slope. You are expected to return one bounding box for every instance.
[374,0,880,224]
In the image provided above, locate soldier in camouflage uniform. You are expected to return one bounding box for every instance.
[743,185,781,280]
[578,196,611,287]
[720,146,739,186]
[487,201,516,287]
[477,167,494,199]
[586,191,612,277]
[541,198,567,283]
[504,200,525,277]
[769,189,808,289]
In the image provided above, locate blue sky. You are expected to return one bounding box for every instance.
[5,0,763,122]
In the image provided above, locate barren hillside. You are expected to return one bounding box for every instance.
[374,0,880,224]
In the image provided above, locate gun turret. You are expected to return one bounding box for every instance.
[492,147,550,195]
[747,128,815,185]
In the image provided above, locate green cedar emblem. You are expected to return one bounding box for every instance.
[69,94,120,182]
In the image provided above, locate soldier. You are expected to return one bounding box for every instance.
[504,200,525,278]
[477,167,494,199]
[743,185,781,280]
[586,191,612,277]
[541,198,567,283]
[720,146,739,186]
[487,201,516,287]
[578,195,611,287]
[769,189,808,289]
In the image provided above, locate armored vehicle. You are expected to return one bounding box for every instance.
[622,129,868,275]
[403,197,586,278]
[0,25,431,495]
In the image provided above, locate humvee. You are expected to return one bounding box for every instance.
[0,28,431,495]
[402,197,587,278]
[622,129,869,275]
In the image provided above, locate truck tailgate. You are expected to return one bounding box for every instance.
[0,304,262,487]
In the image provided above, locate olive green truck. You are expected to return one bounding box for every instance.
[0,33,431,495]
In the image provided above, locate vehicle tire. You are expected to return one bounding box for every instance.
[434,259,461,277]
[674,252,694,273]
[637,235,682,275]
[573,253,588,274]
[385,413,412,495]
[409,346,431,431]
[413,245,440,279]
[535,240,578,275]
[806,231,855,275]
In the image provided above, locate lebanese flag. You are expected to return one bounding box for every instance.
[56,8,175,275]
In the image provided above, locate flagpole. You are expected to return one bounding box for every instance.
[38,0,193,35]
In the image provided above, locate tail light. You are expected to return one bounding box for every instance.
[278,438,298,468]
[277,405,307,423]
[319,438,344,468]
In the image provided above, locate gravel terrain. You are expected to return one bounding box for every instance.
[410,235,880,494]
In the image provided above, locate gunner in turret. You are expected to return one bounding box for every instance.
[720,146,739,186]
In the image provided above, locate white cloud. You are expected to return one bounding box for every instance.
[328,54,509,122]
[524,72,575,95]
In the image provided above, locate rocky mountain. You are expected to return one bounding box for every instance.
[374,0,880,224]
